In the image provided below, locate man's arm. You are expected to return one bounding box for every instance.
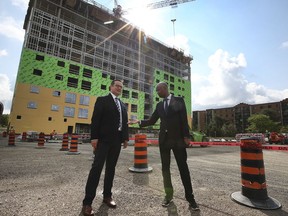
[90,97,104,140]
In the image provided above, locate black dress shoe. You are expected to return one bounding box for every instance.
[103,197,117,208]
[162,198,173,207]
[81,205,94,216]
[189,199,200,211]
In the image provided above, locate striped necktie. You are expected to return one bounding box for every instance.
[115,98,122,130]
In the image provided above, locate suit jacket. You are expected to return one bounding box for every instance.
[140,95,190,148]
[90,94,129,143]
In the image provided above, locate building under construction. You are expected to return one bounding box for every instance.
[10,0,193,134]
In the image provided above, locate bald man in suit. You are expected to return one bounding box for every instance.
[130,82,199,211]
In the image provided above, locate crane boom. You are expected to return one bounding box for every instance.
[146,0,195,10]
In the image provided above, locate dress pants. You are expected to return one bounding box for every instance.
[160,145,194,202]
[83,132,122,205]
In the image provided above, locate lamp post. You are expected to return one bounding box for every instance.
[171,19,176,46]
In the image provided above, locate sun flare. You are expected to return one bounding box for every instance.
[125,6,159,36]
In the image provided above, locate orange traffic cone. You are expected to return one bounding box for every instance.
[231,137,281,209]
[35,132,45,149]
[66,134,80,155]
[60,133,69,151]
[129,134,152,173]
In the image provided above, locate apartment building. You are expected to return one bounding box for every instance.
[193,98,288,133]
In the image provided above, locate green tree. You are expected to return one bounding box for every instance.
[0,114,9,127]
[280,126,288,133]
[221,123,237,137]
[246,114,280,133]
[260,109,279,122]
[206,116,225,137]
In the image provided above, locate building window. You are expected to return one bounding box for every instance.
[65,92,76,104]
[55,74,63,81]
[67,77,78,88]
[102,73,107,78]
[78,108,88,119]
[69,64,80,75]
[131,104,138,113]
[48,117,52,121]
[101,85,106,90]
[81,80,91,91]
[170,84,174,91]
[164,74,168,80]
[58,61,65,67]
[122,90,129,98]
[27,101,37,109]
[170,76,174,82]
[83,68,92,78]
[53,90,61,97]
[132,92,138,99]
[64,106,75,117]
[51,104,60,111]
[80,95,90,105]
[16,115,21,119]
[33,69,42,76]
[36,55,44,61]
[64,118,67,122]
[30,86,39,93]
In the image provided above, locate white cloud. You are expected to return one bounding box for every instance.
[0,74,14,114]
[0,16,25,41]
[192,49,288,110]
[281,41,288,49]
[11,0,29,9]
[0,49,8,57]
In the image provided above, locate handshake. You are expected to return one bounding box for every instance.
[127,119,140,125]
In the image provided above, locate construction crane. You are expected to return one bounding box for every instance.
[113,0,195,18]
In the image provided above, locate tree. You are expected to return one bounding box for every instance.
[260,109,280,122]
[221,123,237,137]
[246,114,280,133]
[206,116,225,137]
[0,114,9,127]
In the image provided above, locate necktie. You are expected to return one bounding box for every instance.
[115,98,122,130]
[164,98,169,113]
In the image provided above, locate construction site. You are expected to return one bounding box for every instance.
[9,0,193,134]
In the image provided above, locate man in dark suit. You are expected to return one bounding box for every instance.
[130,82,199,210]
[81,80,129,216]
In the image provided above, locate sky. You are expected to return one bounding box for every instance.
[0,0,288,114]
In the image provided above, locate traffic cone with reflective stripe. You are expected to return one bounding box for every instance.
[66,134,80,155]
[129,134,152,173]
[231,137,281,209]
[35,132,45,149]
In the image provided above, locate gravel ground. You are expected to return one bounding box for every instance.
[0,137,287,216]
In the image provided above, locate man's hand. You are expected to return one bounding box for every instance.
[127,119,140,124]
[91,139,98,151]
[123,140,128,149]
[184,137,192,147]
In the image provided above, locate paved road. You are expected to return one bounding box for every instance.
[0,137,287,216]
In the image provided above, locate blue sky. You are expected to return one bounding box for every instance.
[1,0,288,114]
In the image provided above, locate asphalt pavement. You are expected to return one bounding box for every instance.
[0,136,287,216]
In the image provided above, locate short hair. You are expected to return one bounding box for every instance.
[110,79,123,86]
[157,82,168,89]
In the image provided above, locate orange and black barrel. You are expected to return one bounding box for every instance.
[22,132,27,141]
[129,134,152,173]
[231,137,281,209]
[60,133,69,151]
[66,134,80,155]
[8,130,15,146]
[35,132,45,148]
